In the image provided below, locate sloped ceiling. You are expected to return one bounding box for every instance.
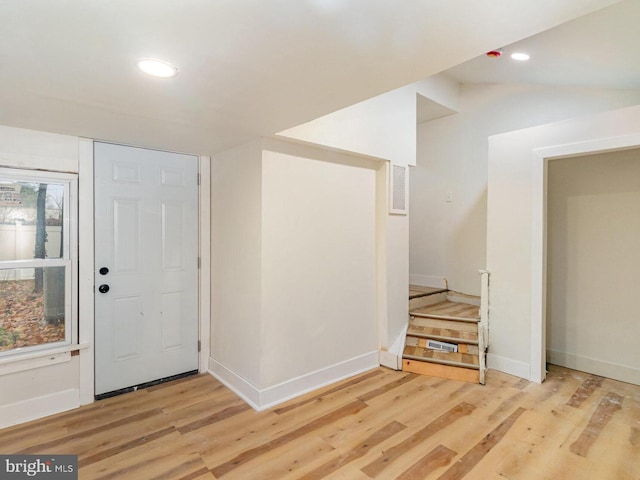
[445,0,640,89]
[0,0,623,154]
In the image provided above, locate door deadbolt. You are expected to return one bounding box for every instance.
[99,267,109,275]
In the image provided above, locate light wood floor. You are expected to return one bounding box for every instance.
[1,365,639,479]
[408,286,447,299]
[411,300,480,320]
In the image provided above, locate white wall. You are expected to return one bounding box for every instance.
[279,84,418,166]
[0,124,83,428]
[411,83,640,295]
[209,137,405,409]
[278,74,462,169]
[547,149,640,384]
[261,146,378,388]
[487,104,640,381]
[210,139,264,389]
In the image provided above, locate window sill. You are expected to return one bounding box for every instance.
[0,343,90,376]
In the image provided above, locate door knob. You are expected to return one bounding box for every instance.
[98,284,110,294]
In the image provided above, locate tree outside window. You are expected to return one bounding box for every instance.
[0,169,74,355]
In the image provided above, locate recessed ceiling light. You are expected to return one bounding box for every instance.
[137,58,179,78]
[510,52,530,62]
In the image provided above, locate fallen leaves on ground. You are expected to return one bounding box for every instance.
[0,279,64,351]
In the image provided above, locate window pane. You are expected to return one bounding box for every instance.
[0,181,65,260]
[0,267,66,352]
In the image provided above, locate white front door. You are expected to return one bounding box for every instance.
[94,142,199,396]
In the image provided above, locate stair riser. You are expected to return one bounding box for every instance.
[405,336,479,354]
[403,359,479,383]
[407,326,478,344]
[408,292,448,310]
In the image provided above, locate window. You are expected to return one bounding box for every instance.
[0,168,77,356]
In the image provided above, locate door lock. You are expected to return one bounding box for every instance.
[98,284,110,294]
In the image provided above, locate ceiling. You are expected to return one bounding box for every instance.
[445,0,640,89]
[0,0,625,155]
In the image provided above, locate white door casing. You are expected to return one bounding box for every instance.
[94,142,199,395]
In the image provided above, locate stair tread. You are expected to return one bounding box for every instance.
[407,325,478,344]
[410,300,479,321]
[402,346,479,369]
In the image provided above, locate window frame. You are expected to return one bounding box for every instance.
[0,167,78,358]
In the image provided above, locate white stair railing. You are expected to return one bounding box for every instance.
[478,270,490,385]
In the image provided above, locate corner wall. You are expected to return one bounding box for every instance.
[487,104,640,381]
[0,125,83,428]
[209,137,406,410]
[209,139,264,397]
[547,149,640,385]
[411,83,640,295]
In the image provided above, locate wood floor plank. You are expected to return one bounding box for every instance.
[569,392,624,457]
[79,430,207,480]
[210,400,368,478]
[361,402,476,478]
[436,407,527,480]
[274,369,384,415]
[17,408,166,454]
[356,373,419,403]
[512,378,531,390]
[79,426,176,468]
[566,374,604,408]
[231,435,336,480]
[396,444,457,480]
[300,420,407,479]
[177,402,252,434]
[0,366,638,480]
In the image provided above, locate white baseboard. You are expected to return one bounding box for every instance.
[486,353,530,381]
[379,351,399,370]
[547,349,640,386]
[0,388,79,429]
[409,275,447,289]
[379,324,408,370]
[209,351,379,411]
[208,357,262,410]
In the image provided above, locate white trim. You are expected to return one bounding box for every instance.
[0,351,70,376]
[0,343,88,373]
[530,133,640,386]
[379,323,408,370]
[207,357,262,410]
[198,156,211,372]
[486,353,530,381]
[547,349,640,386]
[78,137,95,405]
[209,351,379,411]
[530,151,547,384]
[0,388,79,429]
[409,274,447,289]
[0,167,77,360]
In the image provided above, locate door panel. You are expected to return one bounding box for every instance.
[94,142,199,395]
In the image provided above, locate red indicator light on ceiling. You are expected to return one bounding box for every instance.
[486,50,503,58]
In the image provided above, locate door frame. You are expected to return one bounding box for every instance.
[78,139,211,404]
[530,133,640,384]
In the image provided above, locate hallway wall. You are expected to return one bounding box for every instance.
[547,148,640,384]
[411,82,640,295]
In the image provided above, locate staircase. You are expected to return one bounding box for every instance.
[403,286,487,384]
